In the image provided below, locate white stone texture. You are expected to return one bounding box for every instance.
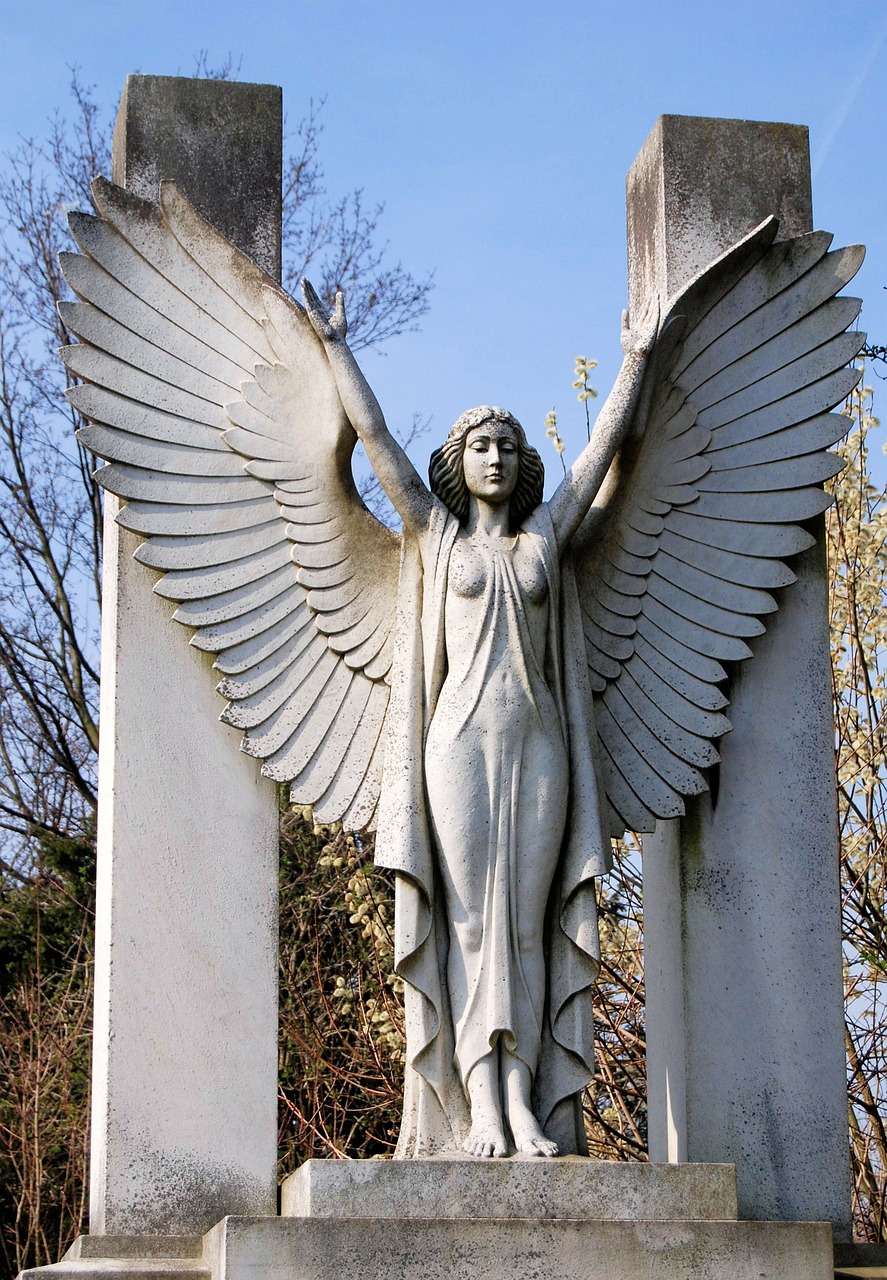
[298,209,863,1157]
[18,1264,207,1280]
[64,82,860,1231]
[208,1160,836,1279]
[282,1157,738,1220]
[90,512,279,1235]
[203,1215,834,1280]
[87,76,282,1237]
[632,114,852,1236]
[18,1233,208,1280]
[61,178,400,826]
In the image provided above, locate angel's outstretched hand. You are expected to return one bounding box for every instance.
[301,278,348,345]
[621,295,660,357]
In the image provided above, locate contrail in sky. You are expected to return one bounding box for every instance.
[812,22,887,177]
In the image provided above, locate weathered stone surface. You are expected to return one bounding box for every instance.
[204,1215,834,1280]
[627,114,812,316]
[19,1265,207,1280]
[282,1157,738,1221]
[65,1239,202,1261]
[113,75,281,277]
[68,99,862,1179]
[632,114,851,1238]
[48,84,858,1279]
[18,1235,208,1280]
[835,1241,887,1277]
[88,77,282,1239]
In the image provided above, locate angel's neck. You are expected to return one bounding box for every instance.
[465,498,512,540]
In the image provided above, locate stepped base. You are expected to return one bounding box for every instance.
[835,1242,887,1277]
[18,1162,847,1280]
[17,1236,207,1280]
[207,1214,833,1280]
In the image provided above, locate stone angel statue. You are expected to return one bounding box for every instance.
[59,178,864,1160]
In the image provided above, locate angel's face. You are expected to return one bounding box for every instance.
[462,423,520,505]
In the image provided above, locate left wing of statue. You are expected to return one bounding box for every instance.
[59,178,401,829]
[571,217,864,836]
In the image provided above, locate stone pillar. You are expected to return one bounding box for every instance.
[632,116,851,1238]
[90,75,282,1237]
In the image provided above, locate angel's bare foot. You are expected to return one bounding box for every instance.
[463,1112,508,1158]
[464,1055,508,1158]
[507,1101,559,1157]
[503,1052,559,1157]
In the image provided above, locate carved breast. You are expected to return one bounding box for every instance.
[448,538,487,599]
[514,540,549,607]
[448,535,549,607]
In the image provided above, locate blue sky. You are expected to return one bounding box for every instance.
[2,0,885,478]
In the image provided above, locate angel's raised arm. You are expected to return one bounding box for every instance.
[302,281,434,535]
[549,303,658,552]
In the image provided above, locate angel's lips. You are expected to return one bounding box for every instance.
[479,473,511,498]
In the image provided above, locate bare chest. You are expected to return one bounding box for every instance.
[447,535,549,607]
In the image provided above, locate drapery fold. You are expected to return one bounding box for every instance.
[374,499,612,1157]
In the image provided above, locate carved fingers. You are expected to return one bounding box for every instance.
[621,295,661,357]
[301,278,348,344]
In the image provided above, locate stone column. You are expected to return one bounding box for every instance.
[90,75,282,1238]
[631,116,851,1238]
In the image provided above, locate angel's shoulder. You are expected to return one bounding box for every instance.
[411,494,459,566]
[518,500,555,543]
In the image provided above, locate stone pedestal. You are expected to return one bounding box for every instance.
[26,1159,887,1280]
[19,1236,208,1280]
[204,1160,833,1280]
[633,115,851,1238]
[281,1156,738,1219]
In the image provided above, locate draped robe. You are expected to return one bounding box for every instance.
[374,498,612,1156]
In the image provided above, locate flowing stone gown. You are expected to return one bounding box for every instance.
[375,501,612,1156]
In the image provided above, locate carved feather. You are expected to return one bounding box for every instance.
[61,177,401,830]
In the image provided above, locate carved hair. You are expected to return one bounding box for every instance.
[428,406,545,530]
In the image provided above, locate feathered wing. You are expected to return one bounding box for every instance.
[60,177,400,829]
[571,217,865,835]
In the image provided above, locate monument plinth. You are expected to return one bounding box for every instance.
[213,1160,834,1280]
[22,1161,837,1280]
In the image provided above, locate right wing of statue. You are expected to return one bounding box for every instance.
[59,177,401,829]
[572,217,864,835]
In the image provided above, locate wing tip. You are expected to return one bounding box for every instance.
[91,174,160,223]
